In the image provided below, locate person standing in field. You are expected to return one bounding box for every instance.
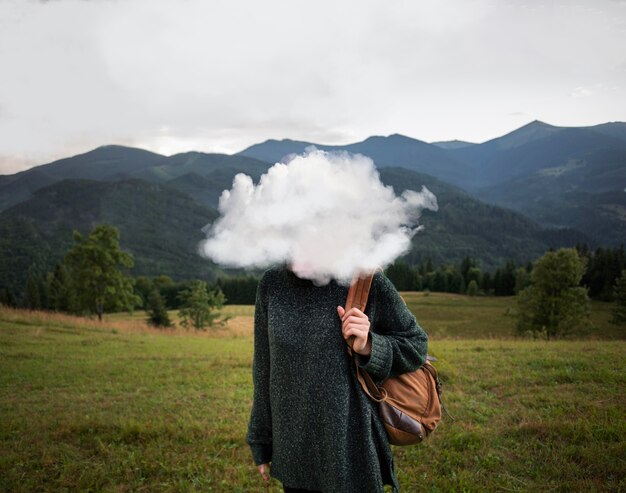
[246,262,429,492]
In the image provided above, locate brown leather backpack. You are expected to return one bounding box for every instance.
[345,272,453,446]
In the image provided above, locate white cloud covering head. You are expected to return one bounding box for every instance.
[199,148,438,286]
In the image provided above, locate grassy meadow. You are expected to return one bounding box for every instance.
[1,293,625,492]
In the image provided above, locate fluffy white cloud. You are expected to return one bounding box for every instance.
[199,149,438,286]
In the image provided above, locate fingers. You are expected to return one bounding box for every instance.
[337,306,367,322]
[257,463,270,483]
[337,307,369,332]
[342,315,369,328]
[343,325,369,337]
[338,305,370,353]
[344,330,363,351]
[342,318,369,339]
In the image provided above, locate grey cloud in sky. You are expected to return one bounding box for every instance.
[0,0,625,174]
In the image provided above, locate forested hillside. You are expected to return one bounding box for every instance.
[1,120,623,299]
[0,179,221,294]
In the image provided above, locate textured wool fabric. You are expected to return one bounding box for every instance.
[246,264,429,493]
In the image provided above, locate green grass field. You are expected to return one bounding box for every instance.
[1,294,625,492]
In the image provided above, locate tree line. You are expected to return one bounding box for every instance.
[387,246,626,338]
[384,243,626,301]
[0,225,227,329]
[1,224,624,334]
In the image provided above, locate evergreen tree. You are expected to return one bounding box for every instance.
[23,274,41,310]
[432,270,447,292]
[385,260,419,291]
[500,260,517,296]
[460,257,479,286]
[133,276,153,308]
[466,267,482,287]
[178,280,226,330]
[481,271,492,295]
[46,264,75,312]
[146,289,172,328]
[38,276,50,310]
[217,275,259,304]
[575,242,590,258]
[610,269,626,325]
[514,267,531,295]
[0,287,17,307]
[466,279,478,296]
[153,276,178,308]
[492,269,502,295]
[446,267,465,293]
[423,272,435,291]
[580,245,626,300]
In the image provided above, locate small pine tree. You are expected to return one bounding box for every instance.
[146,289,172,328]
[23,274,42,310]
[178,281,226,330]
[466,280,478,296]
[610,269,626,325]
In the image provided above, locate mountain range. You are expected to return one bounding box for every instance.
[1,119,623,295]
[239,120,626,245]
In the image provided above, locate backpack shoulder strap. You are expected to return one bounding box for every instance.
[345,271,376,356]
[345,272,375,312]
[345,271,387,400]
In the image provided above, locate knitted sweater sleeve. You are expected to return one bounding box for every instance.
[358,271,429,382]
[246,273,273,465]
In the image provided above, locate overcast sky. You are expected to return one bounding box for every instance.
[1,0,625,174]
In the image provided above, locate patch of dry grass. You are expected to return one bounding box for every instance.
[0,306,255,339]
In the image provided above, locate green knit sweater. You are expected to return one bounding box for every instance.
[246,265,429,493]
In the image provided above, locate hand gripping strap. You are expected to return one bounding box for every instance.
[345,271,387,402]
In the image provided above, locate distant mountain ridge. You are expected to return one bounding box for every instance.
[0,146,271,211]
[430,140,477,150]
[0,119,623,296]
[239,133,469,185]
[238,120,626,245]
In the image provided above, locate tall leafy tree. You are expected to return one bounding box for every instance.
[515,248,590,339]
[64,224,138,320]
